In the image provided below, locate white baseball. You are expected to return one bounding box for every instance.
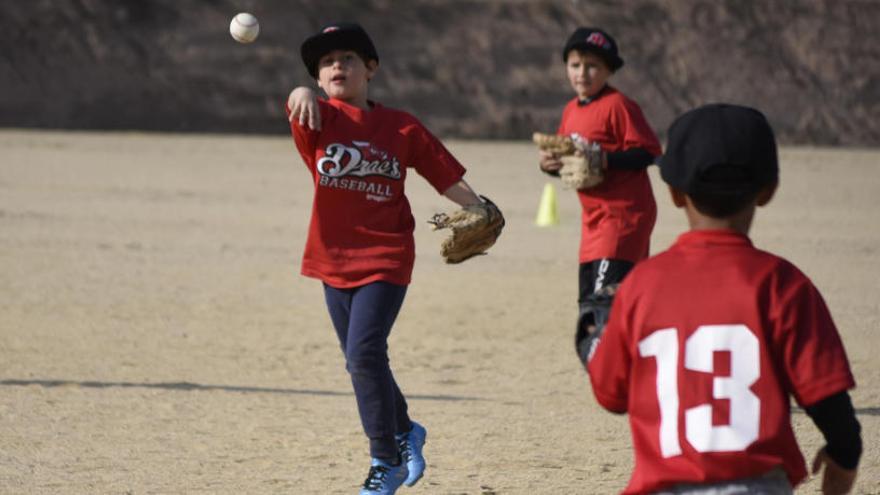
[230,13,259,44]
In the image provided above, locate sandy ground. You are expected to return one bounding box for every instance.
[0,130,878,495]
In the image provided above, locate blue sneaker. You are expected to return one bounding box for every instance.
[396,422,427,486]
[359,458,407,495]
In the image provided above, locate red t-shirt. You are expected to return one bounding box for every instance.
[557,86,662,263]
[588,230,855,494]
[288,98,465,288]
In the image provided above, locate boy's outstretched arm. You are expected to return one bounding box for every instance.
[287,87,321,131]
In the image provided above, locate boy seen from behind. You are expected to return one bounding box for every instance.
[586,104,862,494]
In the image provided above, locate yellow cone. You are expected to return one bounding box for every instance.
[535,182,559,227]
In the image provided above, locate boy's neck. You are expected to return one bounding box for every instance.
[578,84,609,105]
[684,197,756,236]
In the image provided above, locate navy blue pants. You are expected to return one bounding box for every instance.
[323,281,413,460]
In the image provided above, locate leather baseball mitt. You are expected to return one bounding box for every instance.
[533,132,605,190]
[428,196,505,264]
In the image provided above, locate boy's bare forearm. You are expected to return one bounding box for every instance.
[442,180,481,207]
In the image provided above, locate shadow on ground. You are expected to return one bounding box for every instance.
[0,378,485,402]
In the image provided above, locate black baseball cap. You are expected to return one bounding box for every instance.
[562,27,624,71]
[659,104,778,196]
[300,22,379,78]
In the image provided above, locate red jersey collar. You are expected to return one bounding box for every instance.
[325,97,380,110]
[325,97,381,121]
[674,229,754,248]
[577,84,616,106]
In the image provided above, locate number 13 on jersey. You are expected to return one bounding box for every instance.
[639,324,760,458]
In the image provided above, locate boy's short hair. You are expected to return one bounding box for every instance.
[300,22,379,78]
[562,27,624,71]
[659,103,779,218]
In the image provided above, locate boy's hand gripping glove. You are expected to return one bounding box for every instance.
[532,132,605,190]
[428,196,505,264]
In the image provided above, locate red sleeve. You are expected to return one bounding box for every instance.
[609,97,662,156]
[403,120,466,194]
[588,279,634,413]
[772,266,856,407]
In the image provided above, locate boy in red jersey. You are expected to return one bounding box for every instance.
[285,23,497,495]
[587,104,861,494]
[537,27,662,358]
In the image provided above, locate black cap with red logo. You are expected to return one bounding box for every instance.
[300,22,379,78]
[562,27,624,71]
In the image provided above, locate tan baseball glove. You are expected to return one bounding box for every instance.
[428,196,505,264]
[533,132,605,190]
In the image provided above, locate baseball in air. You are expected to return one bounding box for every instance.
[229,13,259,43]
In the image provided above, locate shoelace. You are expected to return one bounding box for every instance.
[398,436,413,463]
[362,464,390,490]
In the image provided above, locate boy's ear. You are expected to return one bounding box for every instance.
[668,185,688,208]
[756,180,778,207]
[366,59,378,80]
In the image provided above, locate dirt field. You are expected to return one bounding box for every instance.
[1,130,877,494]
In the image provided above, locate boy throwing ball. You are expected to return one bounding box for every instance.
[586,104,862,494]
[285,22,501,495]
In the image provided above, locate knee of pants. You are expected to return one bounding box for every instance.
[577,301,596,332]
[345,352,389,376]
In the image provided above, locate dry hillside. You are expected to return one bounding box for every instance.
[1,0,878,145]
